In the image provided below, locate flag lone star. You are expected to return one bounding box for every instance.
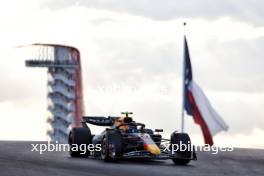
[182,35,229,146]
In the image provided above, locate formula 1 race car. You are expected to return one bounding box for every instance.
[68,112,197,165]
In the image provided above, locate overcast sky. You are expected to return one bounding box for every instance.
[0,0,263,148]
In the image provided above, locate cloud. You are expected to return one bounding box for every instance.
[0,48,47,102]
[0,101,47,140]
[42,0,264,25]
[197,37,264,93]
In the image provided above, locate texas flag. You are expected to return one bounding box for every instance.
[183,36,228,146]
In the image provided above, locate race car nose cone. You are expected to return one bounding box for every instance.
[144,144,161,155]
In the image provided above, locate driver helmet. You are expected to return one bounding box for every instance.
[113,116,134,131]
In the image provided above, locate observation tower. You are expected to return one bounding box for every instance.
[25,44,84,143]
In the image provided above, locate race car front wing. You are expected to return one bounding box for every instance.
[122,150,197,160]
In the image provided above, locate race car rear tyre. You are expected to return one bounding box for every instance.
[101,131,122,162]
[68,127,92,157]
[170,132,192,165]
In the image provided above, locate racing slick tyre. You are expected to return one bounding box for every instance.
[101,131,122,162]
[170,132,192,165]
[68,127,92,158]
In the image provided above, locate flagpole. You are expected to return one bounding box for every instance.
[181,22,187,133]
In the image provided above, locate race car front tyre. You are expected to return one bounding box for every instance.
[170,132,192,165]
[101,131,122,162]
[68,127,92,157]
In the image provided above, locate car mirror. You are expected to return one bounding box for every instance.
[155,129,163,133]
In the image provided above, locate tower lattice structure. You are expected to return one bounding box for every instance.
[25,44,84,143]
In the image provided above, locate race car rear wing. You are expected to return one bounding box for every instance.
[82,116,119,126]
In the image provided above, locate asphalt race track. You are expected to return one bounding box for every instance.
[0,141,263,176]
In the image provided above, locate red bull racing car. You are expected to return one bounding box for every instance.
[68,112,197,165]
